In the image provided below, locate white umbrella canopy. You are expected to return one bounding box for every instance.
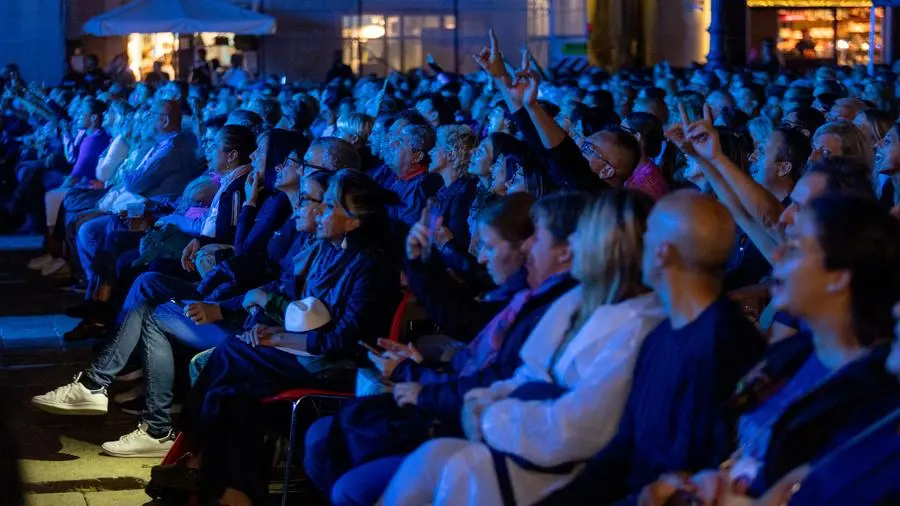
[83,0,276,35]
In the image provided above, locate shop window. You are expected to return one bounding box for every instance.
[771,6,883,65]
[528,0,551,37]
[343,13,457,74]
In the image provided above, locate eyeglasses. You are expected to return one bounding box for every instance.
[301,161,331,173]
[297,195,324,208]
[580,140,619,175]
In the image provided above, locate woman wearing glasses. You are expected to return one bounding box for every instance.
[148,170,402,506]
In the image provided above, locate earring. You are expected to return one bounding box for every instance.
[341,236,348,250]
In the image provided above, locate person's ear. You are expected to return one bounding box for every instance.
[414,150,424,164]
[345,217,362,234]
[826,270,851,294]
[634,132,643,144]
[656,242,674,269]
[776,161,793,178]
[558,244,573,265]
[227,149,238,165]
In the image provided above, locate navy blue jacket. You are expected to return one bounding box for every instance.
[405,255,530,342]
[436,176,478,247]
[233,191,293,257]
[125,131,199,201]
[539,297,766,506]
[392,272,578,421]
[214,218,300,315]
[386,168,443,228]
[300,232,401,358]
[752,339,900,495]
[788,407,900,506]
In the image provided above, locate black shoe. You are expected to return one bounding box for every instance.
[63,321,108,342]
[150,460,201,493]
[64,301,96,319]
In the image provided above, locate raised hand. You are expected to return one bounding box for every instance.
[684,103,723,162]
[244,170,262,206]
[473,29,510,83]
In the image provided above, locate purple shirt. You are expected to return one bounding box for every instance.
[70,128,112,181]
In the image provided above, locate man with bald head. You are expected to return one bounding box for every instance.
[538,191,766,506]
[116,99,197,200]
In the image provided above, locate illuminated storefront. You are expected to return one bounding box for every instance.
[748,0,886,65]
[126,32,237,81]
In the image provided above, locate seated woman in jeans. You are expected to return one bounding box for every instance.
[149,169,402,506]
[28,168,333,459]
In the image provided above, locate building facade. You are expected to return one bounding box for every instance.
[6,0,900,85]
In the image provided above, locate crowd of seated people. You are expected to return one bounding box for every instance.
[0,25,897,506]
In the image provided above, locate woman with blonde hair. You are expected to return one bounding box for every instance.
[810,120,873,171]
[380,189,667,506]
[428,124,479,243]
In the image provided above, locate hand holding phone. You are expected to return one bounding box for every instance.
[359,340,384,357]
[170,298,188,312]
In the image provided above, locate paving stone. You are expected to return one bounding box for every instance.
[25,492,86,506]
[84,490,157,506]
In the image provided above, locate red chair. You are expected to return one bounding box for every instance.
[264,291,414,506]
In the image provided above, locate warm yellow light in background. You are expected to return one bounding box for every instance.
[748,0,872,6]
[359,23,386,40]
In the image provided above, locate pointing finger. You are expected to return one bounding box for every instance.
[679,102,690,130]
[489,29,499,55]
[703,103,714,123]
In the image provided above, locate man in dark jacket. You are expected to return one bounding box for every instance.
[383,123,443,228]
[303,192,590,506]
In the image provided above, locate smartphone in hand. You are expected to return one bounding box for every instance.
[170,298,188,312]
[359,340,384,358]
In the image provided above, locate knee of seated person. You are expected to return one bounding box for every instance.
[303,416,335,490]
[331,474,376,506]
[304,416,333,449]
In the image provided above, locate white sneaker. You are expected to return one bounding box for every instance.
[27,253,54,271]
[31,373,108,415]
[113,384,144,404]
[41,257,69,276]
[101,423,175,458]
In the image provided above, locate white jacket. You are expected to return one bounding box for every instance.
[382,288,666,506]
[479,288,664,469]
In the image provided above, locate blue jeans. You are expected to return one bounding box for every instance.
[85,272,232,433]
[76,214,114,287]
[304,416,404,505]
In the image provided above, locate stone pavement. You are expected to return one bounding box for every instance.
[1,236,327,505]
[0,236,159,505]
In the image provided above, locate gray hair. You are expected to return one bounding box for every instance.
[316,136,362,171]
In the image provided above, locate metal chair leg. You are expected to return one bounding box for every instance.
[281,397,303,506]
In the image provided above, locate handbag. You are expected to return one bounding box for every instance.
[131,224,194,267]
[336,393,445,468]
